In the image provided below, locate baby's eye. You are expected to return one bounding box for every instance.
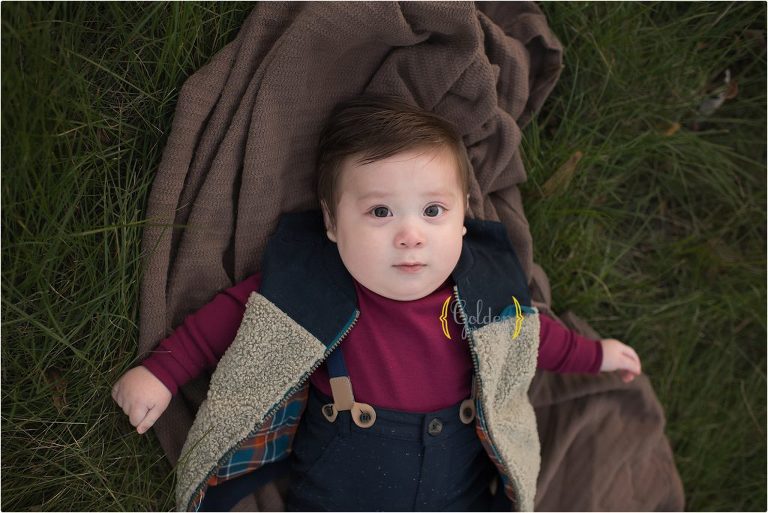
[424,204,445,217]
[371,206,391,218]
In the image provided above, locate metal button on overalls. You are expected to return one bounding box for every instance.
[428,418,443,436]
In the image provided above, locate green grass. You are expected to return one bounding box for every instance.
[2,2,765,511]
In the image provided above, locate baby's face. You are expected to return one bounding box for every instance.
[323,146,467,301]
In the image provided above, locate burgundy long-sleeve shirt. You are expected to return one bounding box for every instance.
[143,272,603,412]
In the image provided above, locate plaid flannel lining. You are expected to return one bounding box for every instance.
[204,384,309,488]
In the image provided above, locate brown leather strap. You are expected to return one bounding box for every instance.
[329,376,355,410]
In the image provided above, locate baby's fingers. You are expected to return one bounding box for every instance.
[621,346,641,364]
[137,406,162,435]
[113,390,132,416]
[619,370,637,383]
[622,351,642,374]
[128,405,150,428]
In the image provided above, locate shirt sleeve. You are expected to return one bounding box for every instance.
[141,272,262,395]
[537,312,603,373]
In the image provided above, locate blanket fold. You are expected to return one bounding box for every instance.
[139,2,684,510]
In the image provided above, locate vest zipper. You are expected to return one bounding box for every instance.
[452,285,516,507]
[189,309,361,511]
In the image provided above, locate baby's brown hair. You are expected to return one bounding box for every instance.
[316,94,471,230]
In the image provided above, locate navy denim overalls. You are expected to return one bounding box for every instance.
[284,344,513,512]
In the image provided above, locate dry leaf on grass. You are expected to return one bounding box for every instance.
[44,368,68,413]
[663,122,682,136]
[541,151,583,197]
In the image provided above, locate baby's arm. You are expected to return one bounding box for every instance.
[112,272,262,434]
[538,314,642,382]
[598,338,641,383]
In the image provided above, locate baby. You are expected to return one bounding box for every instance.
[113,95,641,512]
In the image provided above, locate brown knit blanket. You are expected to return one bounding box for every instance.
[138,2,684,510]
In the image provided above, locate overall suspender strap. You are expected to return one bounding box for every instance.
[323,348,377,428]
[327,349,354,412]
[326,343,349,378]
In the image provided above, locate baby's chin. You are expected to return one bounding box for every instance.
[362,277,446,302]
[379,289,433,302]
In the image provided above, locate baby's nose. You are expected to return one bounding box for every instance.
[394,226,424,248]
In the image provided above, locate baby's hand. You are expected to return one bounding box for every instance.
[599,338,642,383]
[112,366,172,435]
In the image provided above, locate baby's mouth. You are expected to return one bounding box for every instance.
[393,263,426,273]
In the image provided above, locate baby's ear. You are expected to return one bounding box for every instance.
[320,200,337,243]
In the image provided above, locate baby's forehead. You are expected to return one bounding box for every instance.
[338,148,462,190]
[338,175,463,206]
